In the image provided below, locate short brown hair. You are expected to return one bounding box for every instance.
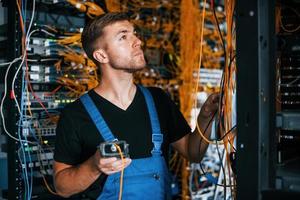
[81,12,130,64]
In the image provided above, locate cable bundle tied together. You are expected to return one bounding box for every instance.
[178,0,202,199]
[55,50,99,97]
[67,0,105,18]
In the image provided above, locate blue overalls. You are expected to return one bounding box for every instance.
[80,85,171,200]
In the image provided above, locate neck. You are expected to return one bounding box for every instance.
[94,70,136,110]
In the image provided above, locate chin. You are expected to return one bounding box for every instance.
[122,65,144,73]
[133,61,146,70]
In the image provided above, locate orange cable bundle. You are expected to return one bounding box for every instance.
[215,1,237,198]
[67,0,105,18]
[106,0,124,12]
[55,50,99,97]
[179,0,201,123]
[57,33,81,46]
[179,0,202,199]
[84,1,105,18]
[222,0,236,143]
[67,0,86,12]
[180,0,237,198]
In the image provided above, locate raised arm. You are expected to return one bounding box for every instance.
[171,93,219,162]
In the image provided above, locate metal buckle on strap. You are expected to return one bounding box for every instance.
[152,134,163,143]
[152,134,163,156]
[151,149,162,155]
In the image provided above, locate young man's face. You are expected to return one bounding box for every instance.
[100,20,146,73]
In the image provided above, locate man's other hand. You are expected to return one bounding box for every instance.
[199,93,219,119]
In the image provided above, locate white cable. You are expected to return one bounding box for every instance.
[11,54,26,114]
[18,2,36,198]
[11,29,39,115]
[0,58,21,66]
[11,0,36,114]
[25,0,36,44]
[27,58,59,62]
[0,0,37,144]
[287,76,300,85]
[41,29,56,37]
[0,56,36,144]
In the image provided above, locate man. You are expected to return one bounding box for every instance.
[53,12,218,200]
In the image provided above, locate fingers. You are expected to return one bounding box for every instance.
[99,157,132,175]
[209,93,220,104]
[111,158,131,172]
[200,93,220,118]
[207,93,220,107]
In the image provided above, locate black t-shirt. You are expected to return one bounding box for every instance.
[54,86,191,199]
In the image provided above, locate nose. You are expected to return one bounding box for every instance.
[133,34,142,48]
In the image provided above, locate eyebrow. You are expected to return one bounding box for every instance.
[115,27,135,37]
[116,30,128,36]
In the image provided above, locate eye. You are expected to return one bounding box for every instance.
[133,30,142,38]
[120,35,127,40]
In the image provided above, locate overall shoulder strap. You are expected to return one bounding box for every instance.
[80,93,116,142]
[138,85,163,156]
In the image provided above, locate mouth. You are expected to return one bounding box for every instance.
[133,51,144,57]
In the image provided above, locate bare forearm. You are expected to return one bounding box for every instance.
[54,157,101,197]
[188,115,213,162]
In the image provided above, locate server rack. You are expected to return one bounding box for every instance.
[6,0,23,199]
[3,1,85,199]
[236,0,300,199]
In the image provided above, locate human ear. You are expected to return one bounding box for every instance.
[93,49,108,64]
